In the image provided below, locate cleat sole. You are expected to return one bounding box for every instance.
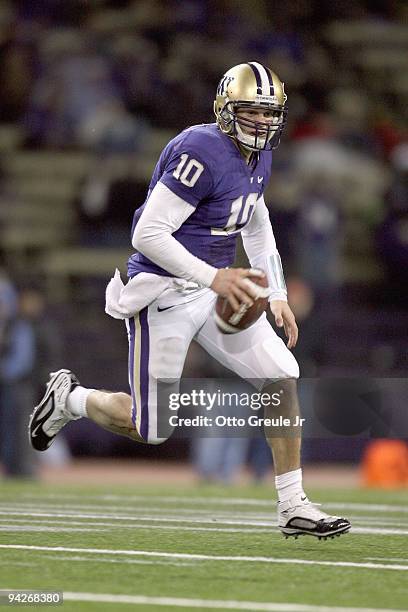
[281,525,351,540]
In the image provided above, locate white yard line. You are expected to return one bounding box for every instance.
[17,493,278,506]
[1,504,407,527]
[2,504,408,528]
[0,544,407,571]
[14,493,408,513]
[2,502,408,525]
[1,518,408,536]
[0,526,103,533]
[325,503,408,514]
[0,519,271,534]
[1,587,401,610]
[0,503,279,520]
[1,512,407,530]
[0,510,407,536]
[0,508,280,525]
[2,502,240,514]
[58,591,408,611]
[43,555,197,567]
[2,502,241,514]
[366,557,408,563]
[1,506,407,528]
[0,503,283,523]
[352,527,408,535]
[347,517,408,526]
[3,501,408,520]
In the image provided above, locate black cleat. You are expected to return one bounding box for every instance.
[278,493,351,540]
[28,369,80,451]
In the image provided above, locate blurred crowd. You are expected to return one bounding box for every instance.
[0,0,406,294]
[0,1,406,146]
[0,0,407,476]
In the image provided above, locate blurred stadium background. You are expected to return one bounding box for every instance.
[0,0,407,486]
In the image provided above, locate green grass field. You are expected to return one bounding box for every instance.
[0,481,407,611]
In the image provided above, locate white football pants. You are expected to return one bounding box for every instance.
[124,276,299,443]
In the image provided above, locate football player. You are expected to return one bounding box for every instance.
[29,62,350,540]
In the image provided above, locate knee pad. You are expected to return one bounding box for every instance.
[150,336,188,380]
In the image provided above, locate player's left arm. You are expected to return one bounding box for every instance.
[241,195,298,349]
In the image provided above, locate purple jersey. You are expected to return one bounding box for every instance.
[128,123,272,278]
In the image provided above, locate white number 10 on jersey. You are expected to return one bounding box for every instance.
[173,154,204,187]
[173,154,258,235]
[212,192,258,235]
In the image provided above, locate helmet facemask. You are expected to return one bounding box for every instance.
[219,101,287,151]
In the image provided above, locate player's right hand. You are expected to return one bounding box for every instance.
[210,268,264,312]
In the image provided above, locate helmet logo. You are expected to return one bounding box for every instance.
[255,94,280,105]
[217,75,234,96]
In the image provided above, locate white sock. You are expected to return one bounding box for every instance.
[67,386,95,418]
[275,468,304,503]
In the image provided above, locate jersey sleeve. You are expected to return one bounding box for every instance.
[159,135,215,207]
[242,196,287,302]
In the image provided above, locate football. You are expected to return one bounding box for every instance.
[214,270,270,334]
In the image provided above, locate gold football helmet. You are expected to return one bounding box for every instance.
[214,62,287,151]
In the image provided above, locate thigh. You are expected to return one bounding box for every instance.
[126,287,215,442]
[196,312,300,389]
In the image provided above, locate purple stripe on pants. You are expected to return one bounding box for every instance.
[139,307,150,441]
[128,317,137,425]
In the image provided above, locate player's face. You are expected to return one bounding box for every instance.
[235,107,281,135]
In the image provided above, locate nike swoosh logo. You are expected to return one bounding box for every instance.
[157,291,208,313]
[157,305,177,312]
[301,496,307,501]
[31,398,55,438]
